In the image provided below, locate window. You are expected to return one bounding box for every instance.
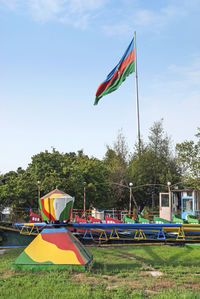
[161,194,169,207]
[183,198,193,212]
[183,191,193,197]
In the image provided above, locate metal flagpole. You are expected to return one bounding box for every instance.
[134,31,141,151]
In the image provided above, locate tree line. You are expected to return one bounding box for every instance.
[0,120,200,212]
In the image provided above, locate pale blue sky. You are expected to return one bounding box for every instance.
[1,0,200,173]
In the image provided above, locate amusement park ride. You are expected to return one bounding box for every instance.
[12,189,92,271]
[1,187,200,271]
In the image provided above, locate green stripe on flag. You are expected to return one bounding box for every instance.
[94,60,135,105]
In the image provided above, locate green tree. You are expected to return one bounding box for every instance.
[176,128,200,188]
[104,130,129,209]
[0,149,110,211]
[129,120,180,211]
[66,150,110,209]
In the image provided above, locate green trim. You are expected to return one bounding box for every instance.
[13,251,53,265]
[154,216,171,224]
[185,243,200,249]
[11,264,86,271]
[172,215,185,224]
[39,199,48,221]
[138,215,150,224]
[124,215,135,223]
[186,215,200,224]
[59,200,73,220]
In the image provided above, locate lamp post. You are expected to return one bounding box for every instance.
[37,181,41,200]
[152,186,155,216]
[167,182,171,193]
[129,182,133,217]
[83,182,87,217]
[37,180,41,212]
[168,182,172,221]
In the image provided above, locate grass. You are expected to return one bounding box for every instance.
[1,245,200,298]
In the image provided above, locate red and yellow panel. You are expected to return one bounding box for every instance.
[12,228,92,271]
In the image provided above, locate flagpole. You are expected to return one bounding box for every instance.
[134,31,141,151]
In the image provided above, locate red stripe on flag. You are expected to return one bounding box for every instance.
[96,49,135,97]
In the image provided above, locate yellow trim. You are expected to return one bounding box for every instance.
[110,229,120,240]
[134,229,146,240]
[176,227,185,241]
[20,224,39,236]
[43,198,56,220]
[99,230,108,241]
[47,193,66,199]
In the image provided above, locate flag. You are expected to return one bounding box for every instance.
[94,37,135,105]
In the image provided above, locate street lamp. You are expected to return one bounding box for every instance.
[37,181,41,200]
[167,182,171,193]
[83,182,87,217]
[167,182,172,221]
[129,182,133,217]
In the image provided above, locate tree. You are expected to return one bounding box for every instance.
[176,128,200,188]
[64,151,110,209]
[129,120,180,211]
[0,149,110,211]
[104,130,129,209]
[0,122,182,214]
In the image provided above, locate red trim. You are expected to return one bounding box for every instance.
[40,198,51,220]
[40,189,67,200]
[88,215,102,223]
[75,215,87,223]
[69,207,73,219]
[29,209,41,223]
[105,216,121,223]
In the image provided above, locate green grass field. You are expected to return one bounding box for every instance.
[0,244,200,298]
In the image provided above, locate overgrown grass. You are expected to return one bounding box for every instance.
[1,245,200,298]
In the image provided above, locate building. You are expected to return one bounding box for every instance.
[159,189,200,221]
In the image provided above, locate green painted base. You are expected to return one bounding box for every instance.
[185,243,200,249]
[11,263,90,272]
[11,228,93,272]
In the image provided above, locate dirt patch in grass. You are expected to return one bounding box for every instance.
[73,271,200,293]
[0,270,14,278]
[73,273,100,285]
[154,279,177,289]
[86,272,155,290]
[73,272,143,290]
[181,282,200,290]
[105,284,121,290]
[145,289,159,296]
[122,279,145,289]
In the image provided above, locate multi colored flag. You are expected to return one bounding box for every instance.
[94,37,135,105]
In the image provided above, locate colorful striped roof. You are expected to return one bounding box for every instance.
[40,189,71,199]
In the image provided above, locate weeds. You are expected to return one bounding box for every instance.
[0,245,200,298]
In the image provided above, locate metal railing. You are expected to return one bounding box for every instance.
[72,209,137,222]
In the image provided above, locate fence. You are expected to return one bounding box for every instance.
[1,207,160,223]
[144,210,159,222]
[72,209,136,222]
